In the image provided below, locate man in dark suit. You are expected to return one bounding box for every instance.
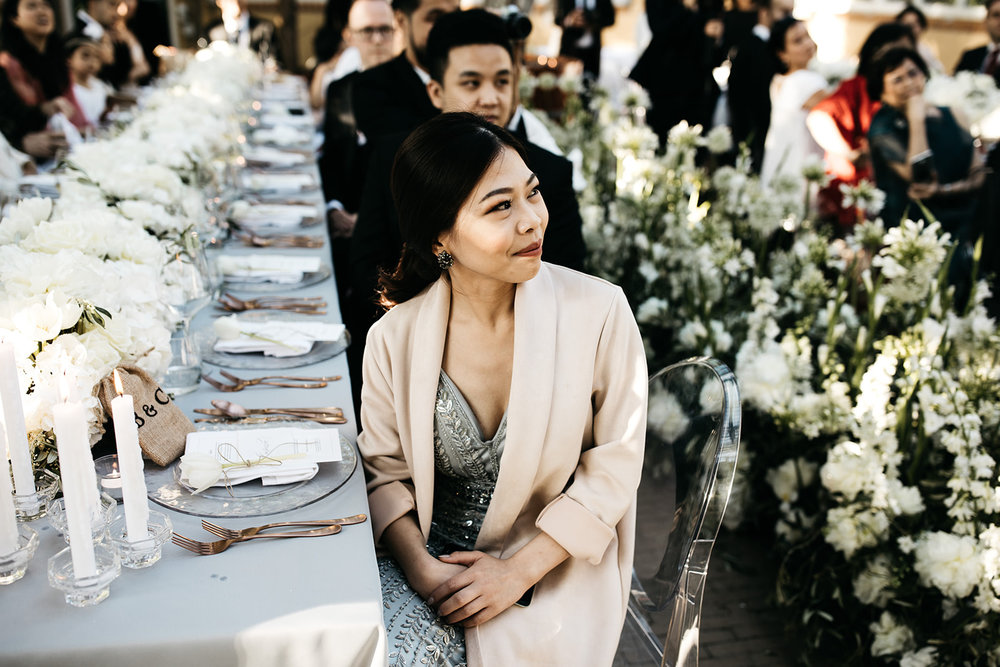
[954,0,1000,85]
[346,8,587,410]
[725,0,792,172]
[555,0,615,80]
[350,0,459,142]
[955,0,1000,317]
[206,0,283,66]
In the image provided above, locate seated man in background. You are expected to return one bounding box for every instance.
[319,0,396,229]
[349,0,457,142]
[345,8,587,410]
[206,0,283,66]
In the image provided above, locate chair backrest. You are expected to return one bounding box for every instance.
[617,356,741,667]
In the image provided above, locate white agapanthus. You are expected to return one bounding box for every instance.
[735,338,794,413]
[766,457,817,504]
[899,646,938,667]
[853,553,895,607]
[635,297,668,324]
[869,611,915,657]
[873,219,949,305]
[704,125,733,154]
[646,383,689,444]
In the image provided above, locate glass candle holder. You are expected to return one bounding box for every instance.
[47,543,121,607]
[13,469,60,522]
[108,510,172,569]
[94,455,123,502]
[0,524,39,585]
[47,492,116,544]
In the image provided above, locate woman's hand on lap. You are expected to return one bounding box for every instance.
[428,551,531,627]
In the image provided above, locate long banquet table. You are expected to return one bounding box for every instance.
[0,128,387,667]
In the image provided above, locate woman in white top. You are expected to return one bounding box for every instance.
[760,17,828,190]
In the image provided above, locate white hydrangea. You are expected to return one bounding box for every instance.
[913,531,982,599]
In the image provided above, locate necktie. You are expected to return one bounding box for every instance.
[985,47,999,77]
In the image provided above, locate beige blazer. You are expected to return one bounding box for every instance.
[358,263,648,666]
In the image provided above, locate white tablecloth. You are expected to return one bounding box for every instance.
[0,152,386,667]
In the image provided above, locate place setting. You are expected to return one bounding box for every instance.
[197,311,349,370]
[216,253,332,292]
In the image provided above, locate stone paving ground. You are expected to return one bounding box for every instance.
[615,526,797,667]
[614,463,797,667]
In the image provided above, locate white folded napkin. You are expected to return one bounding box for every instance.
[251,126,311,145]
[259,112,314,128]
[230,202,317,230]
[214,318,345,357]
[184,426,342,489]
[243,146,308,167]
[224,460,319,486]
[217,254,321,284]
[243,172,316,193]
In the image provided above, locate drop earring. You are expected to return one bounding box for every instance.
[437,250,454,270]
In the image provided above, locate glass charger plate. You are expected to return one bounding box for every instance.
[145,428,357,518]
[222,261,331,293]
[197,311,350,370]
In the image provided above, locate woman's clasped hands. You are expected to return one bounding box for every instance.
[421,550,532,628]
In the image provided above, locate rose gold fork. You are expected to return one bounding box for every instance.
[200,513,367,539]
[171,524,342,555]
[219,370,341,389]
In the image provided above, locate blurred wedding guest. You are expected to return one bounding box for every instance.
[350,0,457,141]
[631,0,724,144]
[66,35,110,127]
[206,0,283,66]
[309,0,350,110]
[806,23,914,188]
[869,47,985,234]
[0,0,82,158]
[118,0,169,80]
[73,0,137,88]
[759,16,827,190]
[108,0,151,84]
[0,128,34,179]
[726,0,793,172]
[319,0,396,218]
[357,111,646,666]
[555,0,614,81]
[318,0,398,389]
[954,0,1000,86]
[895,4,944,75]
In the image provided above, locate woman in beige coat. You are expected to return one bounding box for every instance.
[357,112,648,666]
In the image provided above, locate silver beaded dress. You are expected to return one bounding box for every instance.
[378,370,507,667]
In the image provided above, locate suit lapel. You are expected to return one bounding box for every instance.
[476,266,557,551]
[392,55,436,118]
[409,279,450,538]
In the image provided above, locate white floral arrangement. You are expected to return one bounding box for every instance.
[534,86,1000,663]
[0,43,259,464]
[924,70,1000,141]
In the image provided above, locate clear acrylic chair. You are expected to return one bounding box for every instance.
[613,357,742,667]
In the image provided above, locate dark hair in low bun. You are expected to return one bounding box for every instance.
[377,112,528,309]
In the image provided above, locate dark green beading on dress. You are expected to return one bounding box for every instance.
[379,370,507,667]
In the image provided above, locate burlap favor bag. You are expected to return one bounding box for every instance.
[95,365,194,466]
